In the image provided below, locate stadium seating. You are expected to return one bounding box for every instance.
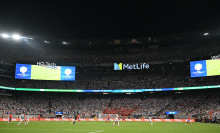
[0,33,220,119]
[0,90,219,118]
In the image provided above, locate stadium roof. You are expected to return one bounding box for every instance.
[0,1,219,39]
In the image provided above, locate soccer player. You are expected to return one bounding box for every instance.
[62,115,65,123]
[18,113,26,126]
[112,114,119,127]
[38,115,41,121]
[77,114,80,122]
[72,113,78,125]
[122,115,125,122]
[149,116,153,125]
[105,114,110,123]
[26,114,30,125]
[8,113,12,123]
[186,115,192,125]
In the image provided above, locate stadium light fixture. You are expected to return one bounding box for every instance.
[62,41,70,45]
[12,34,21,40]
[44,40,50,43]
[203,33,209,36]
[1,33,9,38]
[62,41,68,44]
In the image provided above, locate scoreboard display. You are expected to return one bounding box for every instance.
[190,59,220,77]
[15,63,75,81]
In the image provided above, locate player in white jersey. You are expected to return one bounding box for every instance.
[8,114,10,123]
[18,113,26,126]
[62,115,65,123]
[112,114,120,127]
[149,116,153,125]
[26,114,30,124]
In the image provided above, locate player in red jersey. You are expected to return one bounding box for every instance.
[77,114,80,122]
[122,115,125,122]
[8,114,12,123]
[105,114,110,123]
[186,115,192,125]
[38,115,41,121]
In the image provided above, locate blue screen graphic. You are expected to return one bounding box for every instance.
[166,111,178,115]
[60,66,76,81]
[55,112,63,115]
[190,60,207,77]
[15,64,32,79]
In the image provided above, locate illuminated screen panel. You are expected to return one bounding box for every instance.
[1,85,220,92]
[190,60,207,77]
[15,64,32,79]
[15,63,75,81]
[206,59,220,76]
[190,59,220,77]
[31,65,61,80]
[166,111,178,115]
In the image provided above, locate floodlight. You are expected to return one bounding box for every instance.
[62,41,68,44]
[27,37,34,40]
[203,33,209,36]
[44,40,50,43]
[2,34,9,38]
[12,34,21,40]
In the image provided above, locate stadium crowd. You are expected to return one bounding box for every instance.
[0,71,219,90]
[0,36,220,90]
[0,90,219,118]
[0,33,220,119]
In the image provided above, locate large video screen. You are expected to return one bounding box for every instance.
[190,59,220,77]
[15,64,75,81]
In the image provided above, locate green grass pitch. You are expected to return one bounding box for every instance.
[31,65,61,80]
[206,60,220,76]
[0,121,219,133]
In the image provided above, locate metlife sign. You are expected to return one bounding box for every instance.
[114,63,149,70]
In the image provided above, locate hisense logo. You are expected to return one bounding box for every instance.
[114,63,149,70]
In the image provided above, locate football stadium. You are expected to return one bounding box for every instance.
[0,1,219,133]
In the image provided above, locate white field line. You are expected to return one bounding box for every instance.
[0,128,104,132]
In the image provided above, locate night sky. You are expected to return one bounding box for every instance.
[0,1,220,39]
